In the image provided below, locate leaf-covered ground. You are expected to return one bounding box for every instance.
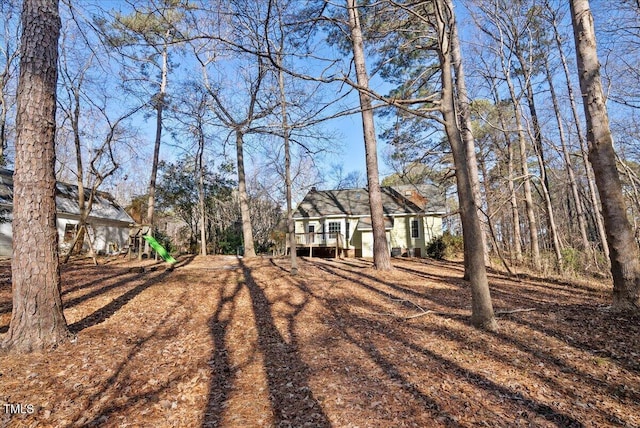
[0,255,639,427]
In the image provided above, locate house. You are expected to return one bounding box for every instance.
[291,184,446,258]
[0,169,134,257]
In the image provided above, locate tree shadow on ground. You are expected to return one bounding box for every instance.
[307,259,467,318]
[203,276,243,428]
[71,287,191,426]
[69,256,195,333]
[1,256,196,334]
[288,261,638,427]
[238,258,331,427]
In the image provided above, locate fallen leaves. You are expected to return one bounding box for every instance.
[0,255,638,427]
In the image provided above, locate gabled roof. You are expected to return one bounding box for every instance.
[293,184,446,219]
[0,169,134,224]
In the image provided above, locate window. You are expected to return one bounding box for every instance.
[345,221,350,244]
[411,219,419,238]
[328,221,341,239]
[308,225,315,243]
[64,223,78,243]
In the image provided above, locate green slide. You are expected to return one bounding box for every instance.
[143,235,177,264]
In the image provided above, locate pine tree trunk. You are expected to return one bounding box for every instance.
[570,0,640,310]
[235,130,256,258]
[450,13,489,270]
[346,0,391,270]
[2,0,71,353]
[551,9,609,260]
[144,41,168,259]
[436,0,496,330]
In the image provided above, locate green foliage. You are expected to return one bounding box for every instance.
[560,247,581,273]
[156,157,235,226]
[216,224,243,255]
[426,232,464,260]
[156,155,237,254]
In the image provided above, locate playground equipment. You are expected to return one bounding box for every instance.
[142,235,177,264]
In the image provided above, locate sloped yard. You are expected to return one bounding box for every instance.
[0,255,639,427]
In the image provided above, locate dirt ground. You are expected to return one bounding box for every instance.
[0,255,639,427]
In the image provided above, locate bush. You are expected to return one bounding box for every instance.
[426,232,464,259]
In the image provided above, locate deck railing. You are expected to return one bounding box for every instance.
[288,232,345,248]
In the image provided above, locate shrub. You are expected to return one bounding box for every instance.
[426,232,464,259]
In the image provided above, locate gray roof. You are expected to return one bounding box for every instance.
[294,184,446,218]
[0,169,134,224]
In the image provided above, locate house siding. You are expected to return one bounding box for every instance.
[291,186,445,258]
[389,215,430,257]
[423,215,442,244]
[293,213,443,258]
[0,211,12,257]
[0,210,132,258]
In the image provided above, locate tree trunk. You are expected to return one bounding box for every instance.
[277,54,298,275]
[436,0,496,330]
[144,40,168,259]
[515,51,563,270]
[235,130,256,258]
[66,80,88,258]
[550,7,609,260]
[503,65,541,271]
[2,0,71,353]
[197,133,207,256]
[544,55,590,252]
[346,0,391,270]
[570,0,640,310]
[450,11,489,270]
[490,83,523,264]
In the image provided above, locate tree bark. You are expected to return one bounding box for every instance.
[346,0,391,270]
[277,53,298,275]
[514,50,563,270]
[490,82,523,264]
[436,0,496,330]
[2,0,71,353]
[549,6,609,260]
[450,11,489,270]
[543,54,590,252]
[235,130,256,258]
[144,38,169,259]
[503,63,541,271]
[570,0,640,310]
[197,129,207,256]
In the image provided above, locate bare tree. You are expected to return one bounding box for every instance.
[2,0,71,353]
[570,0,640,310]
[545,1,609,260]
[346,0,392,270]
[0,0,20,162]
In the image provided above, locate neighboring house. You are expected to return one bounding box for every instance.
[291,184,446,258]
[0,169,134,257]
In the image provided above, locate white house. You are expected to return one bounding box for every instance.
[291,184,446,258]
[0,169,134,257]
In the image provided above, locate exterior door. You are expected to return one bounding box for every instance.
[308,224,315,244]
